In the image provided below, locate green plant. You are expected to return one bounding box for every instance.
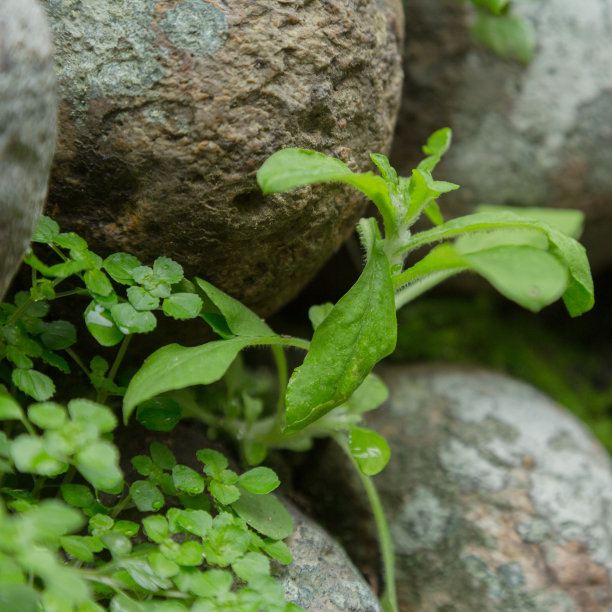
[121,128,593,611]
[462,0,536,64]
[0,230,302,611]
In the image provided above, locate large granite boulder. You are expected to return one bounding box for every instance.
[40,0,404,316]
[391,0,612,270]
[0,0,57,300]
[298,365,612,611]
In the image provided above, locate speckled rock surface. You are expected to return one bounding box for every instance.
[390,0,612,269]
[279,504,382,612]
[0,0,57,300]
[40,0,404,316]
[297,365,612,611]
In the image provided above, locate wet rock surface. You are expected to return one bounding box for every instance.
[0,0,57,299]
[391,0,612,269]
[297,365,612,611]
[41,0,404,316]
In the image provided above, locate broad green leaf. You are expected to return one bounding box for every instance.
[28,402,66,429]
[26,499,85,539]
[463,245,569,312]
[172,465,205,495]
[261,538,293,565]
[136,397,181,432]
[424,200,444,226]
[68,399,117,433]
[404,211,594,316]
[84,269,113,297]
[103,253,141,285]
[232,552,270,582]
[11,434,66,475]
[120,558,170,590]
[348,426,391,476]
[174,540,203,566]
[61,484,95,508]
[149,551,179,578]
[75,441,123,492]
[110,593,146,612]
[195,278,273,337]
[102,532,132,556]
[345,373,389,415]
[231,490,293,540]
[71,248,103,271]
[61,535,96,562]
[422,127,452,157]
[472,13,535,64]
[238,467,280,494]
[112,520,139,537]
[162,293,204,320]
[210,481,240,505]
[476,204,584,239]
[130,480,164,512]
[54,232,87,251]
[175,509,213,538]
[201,514,250,565]
[405,168,459,225]
[31,216,60,243]
[142,515,169,543]
[132,454,153,476]
[257,148,395,234]
[196,448,228,472]
[285,230,396,432]
[150,441,176,470]
[308,303,333,331]
[127,286,159,310]
[123,337,255,423]
[84,301,125,347]
[6,346,33,369]
[369,153,398,186]
[153,257,183,284]
[186,568,233,598]
[110,303,157,334]
[0,393,24,421]
[11,368,55,401]
[0,584,40,612]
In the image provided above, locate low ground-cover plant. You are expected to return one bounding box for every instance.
[0,128,593,612]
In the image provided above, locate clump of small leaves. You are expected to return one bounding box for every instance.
[0,391,299,611]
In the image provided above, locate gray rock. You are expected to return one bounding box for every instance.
[369,366,612,611]
[40,0,404,316]
[0,0,57,300]
[280,504,382,612]
[391,0,612,269]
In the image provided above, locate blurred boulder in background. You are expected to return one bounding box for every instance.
[0,0,57,300]
[391,0,612,270]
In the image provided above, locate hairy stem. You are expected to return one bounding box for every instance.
[337,436,398,612]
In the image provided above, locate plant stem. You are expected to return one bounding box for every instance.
[271,345,288,427]
[97,334,132,404]
[337,436,398,612]
[66,348,91,378]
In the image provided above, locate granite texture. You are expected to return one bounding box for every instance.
[41,0,404,316]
